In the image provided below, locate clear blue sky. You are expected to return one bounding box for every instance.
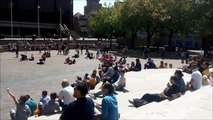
[74,0,115,15]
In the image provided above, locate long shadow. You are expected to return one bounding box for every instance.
[110,49,212,60]
[110,49,180,59]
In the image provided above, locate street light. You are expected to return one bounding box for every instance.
[59,8,62,41]
[10,0,13,38]
[37,4,40,39]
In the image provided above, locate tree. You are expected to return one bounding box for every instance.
[120,0,143,48]
[89,0,213,49]
[88,3,123,48]
[192,0,213,49]
[121,0,168,48]
[141,0,168,48]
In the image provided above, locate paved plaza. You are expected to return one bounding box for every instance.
[1,50,192,119]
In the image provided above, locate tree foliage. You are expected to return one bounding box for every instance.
[88,0,213,48]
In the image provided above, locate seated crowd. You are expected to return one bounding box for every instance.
[64,57,76,65]
[7,52,213,120]
[129,56,213,107]
[182,55,213,86]
[37,52,51,65]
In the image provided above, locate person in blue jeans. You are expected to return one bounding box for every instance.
[96,83,119,120]
[129,76,181,107]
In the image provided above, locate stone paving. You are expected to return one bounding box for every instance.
[0,50,186,120]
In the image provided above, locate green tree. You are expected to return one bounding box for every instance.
[120,0,143,48]
[163,0,194,48]
[121,0,168,48]
[88,3,123,48]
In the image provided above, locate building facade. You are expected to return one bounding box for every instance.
[84,0,102,15]
[0,0,73,37]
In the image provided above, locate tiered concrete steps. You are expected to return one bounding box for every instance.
[29,69,213,120]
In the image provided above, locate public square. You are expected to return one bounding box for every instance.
[0,49,189,120]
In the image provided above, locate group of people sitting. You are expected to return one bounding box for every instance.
[7,50,213,120]
[59,78,120,120]
[182,55,213,86]
[8,52,125,120]
[128,70,185,107]
[20,54,34,61]
[85,52,95,59]
[7,78,120,120]
[64,57,76,65]
[114,57,173,73]
[70,60,127,96]
[99,53,117,67]
[129,60,213,107]
[158,61,173,69]
[37,52,51,65]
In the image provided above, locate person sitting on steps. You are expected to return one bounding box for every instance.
[129,76,181,107]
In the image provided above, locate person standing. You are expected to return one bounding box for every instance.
[60,83,94,120]
[96,83,119,120]
[161,47,165,59]
[80,44,84,54]
[143,47,148,59]
[96,47,101,59]
[15,43,19,58]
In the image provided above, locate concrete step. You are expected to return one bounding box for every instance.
[29,69,212,120]
[121,85,213,119]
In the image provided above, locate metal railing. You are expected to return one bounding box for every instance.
[0,20,58,29]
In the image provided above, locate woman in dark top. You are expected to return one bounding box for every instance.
[130,59,142,71]
[129,76,180,107]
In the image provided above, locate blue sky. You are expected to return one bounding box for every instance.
[74,0,115,15]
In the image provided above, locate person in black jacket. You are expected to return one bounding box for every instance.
[60,83,94,120]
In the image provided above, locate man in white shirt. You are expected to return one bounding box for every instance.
[186,63,202,91]
[58,79,75,111]
[113,70,126,91]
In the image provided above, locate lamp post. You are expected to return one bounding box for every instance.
[60,8,62,41]
[10,0,13,38]
[37,4,40,39]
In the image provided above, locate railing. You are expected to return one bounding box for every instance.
[0,20,58,29]
[58,24,80,39]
